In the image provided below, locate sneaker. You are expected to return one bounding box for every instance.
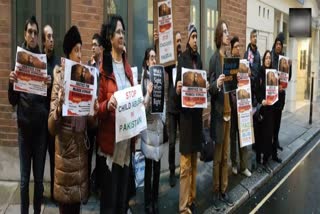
[232,166,238,175]
[262,163,272,174]
[277,145,283,151]
[241,169,252,177]
[220,192,234,207]
[169,173,176,187]
[272,156,282,163]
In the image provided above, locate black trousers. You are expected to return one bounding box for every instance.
[59,202,80,214]
[168,112,179,173]
[144,158,160,207]
[87,127,98,190]
[258,107,274,163]
[99,155,129,214]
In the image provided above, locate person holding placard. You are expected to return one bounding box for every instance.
[96,15,135,214]
[229,36,251,178]
[48,25,99,214]
[255,50,275,172]
[8,16,51,214]
[140,47,164,214]
[176,23,203,214]
[208,20,234,209]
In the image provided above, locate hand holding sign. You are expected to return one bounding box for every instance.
[108,95,117,111]
[9,71,17,83]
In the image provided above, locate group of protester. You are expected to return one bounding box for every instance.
[8,14,290,214]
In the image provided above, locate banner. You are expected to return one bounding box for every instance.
[223,57,240,92]
[158,0,175,66]
[266,69,279,105]
[114,85,147,143]
[62,58,98,116]
[14,46,47,96]
[236,83,254,148]
[181,67,207,108]
[150,65,165,113]
[131,66,138,86]
[238,59,250,87]
[278,55,289,89]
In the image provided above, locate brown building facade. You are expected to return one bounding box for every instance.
[0,0,246,146]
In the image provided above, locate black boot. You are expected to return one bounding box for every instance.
[169,171,176,187]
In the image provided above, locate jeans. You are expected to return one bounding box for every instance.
[18,126,47,214]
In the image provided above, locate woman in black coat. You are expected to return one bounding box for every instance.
[255,50,274,171]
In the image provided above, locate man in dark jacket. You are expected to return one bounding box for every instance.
[42,24,59,202]
[8,16,51,214]
[176,23,203,214]
[271,32,292,163]
[244,29,261,85]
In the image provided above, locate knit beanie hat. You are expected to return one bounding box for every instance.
[63,26,82,58]
[187,23,197,43]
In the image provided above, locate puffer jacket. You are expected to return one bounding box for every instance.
[48,65,95,204]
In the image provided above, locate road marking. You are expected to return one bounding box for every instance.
[250,138,320,214]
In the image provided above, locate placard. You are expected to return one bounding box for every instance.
[14,46,48,96]
[181,67,207,108]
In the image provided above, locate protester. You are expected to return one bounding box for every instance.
[8,16,51,214]
[97,15,135,214]
[176,23,204,214]
[140,47,164,214]
[153,30,182,187]
[87,33,103,193]
[48,25,98,214]
[255,50,274,172]
[42,24,59,202]
[271,32,292,163]
[229,36,252,177]
[209,20,234,209]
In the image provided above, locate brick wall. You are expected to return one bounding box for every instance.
[71,0,104,64]
[0,0,16,146]
[220,0,247,57]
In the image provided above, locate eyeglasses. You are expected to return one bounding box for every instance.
[115,29,125,36]
[223,29,229,35]
[149,55,157,61]
[27,29,38,36]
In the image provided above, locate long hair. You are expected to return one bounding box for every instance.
[215,20,228,49]
[142,47,155,96]
[262,50,272,69]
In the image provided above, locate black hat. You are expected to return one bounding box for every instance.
[230,36,239,50]
[274,32,285,47]
[63,26,82,57]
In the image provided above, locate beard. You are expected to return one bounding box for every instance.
[176,44,182,57]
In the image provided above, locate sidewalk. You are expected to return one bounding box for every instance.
[0,101,319,214]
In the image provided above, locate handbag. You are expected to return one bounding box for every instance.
[200,128,215,162]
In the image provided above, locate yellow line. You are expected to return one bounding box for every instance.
[250,138,320,214]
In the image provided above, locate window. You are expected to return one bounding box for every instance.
[263,7,265,18]
[190,0,218,71]
[12,0,68,66]
[132,0,153,80]
[259,6,261,16]
[267,9,269,19]
[190,0,201,54]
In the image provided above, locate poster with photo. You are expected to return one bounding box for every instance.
[157,0,175,66]
[114,85,147,143]
[236,84,254,148]
[278,55,289,89]
[181,67,207,108]
[62,58,98,116]
[238,59,250,87]
[223,57,240,92]
[150,65,165,113]
[14,46,48,96]
[266,69,279,105]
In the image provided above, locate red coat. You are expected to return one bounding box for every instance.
[97,57,134,155]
